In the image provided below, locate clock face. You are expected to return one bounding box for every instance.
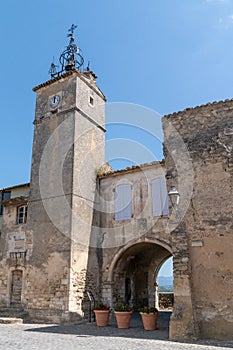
[50,95,60,108]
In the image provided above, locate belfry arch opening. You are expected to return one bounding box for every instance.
[110,242,172,310]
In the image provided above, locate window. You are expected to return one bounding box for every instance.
[151,177,169,217]
[16,205,27,224]
[115,184,132,220]
[0,191,11,215]
[89,96,94,106]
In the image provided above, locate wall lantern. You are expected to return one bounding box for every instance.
[168,186,180,207]
[168,186,180,221]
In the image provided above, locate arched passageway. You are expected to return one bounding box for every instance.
[110,242,172,309]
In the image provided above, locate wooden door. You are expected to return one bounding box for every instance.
[10,270,22,307]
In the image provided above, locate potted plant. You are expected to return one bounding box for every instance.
[139,306,158,330]
[93,303,110,327]
[114,304,133,329]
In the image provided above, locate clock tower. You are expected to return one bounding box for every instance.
[26,26,106,322]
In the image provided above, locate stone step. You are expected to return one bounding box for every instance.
[0,317,23,324]
[0,307,28,320]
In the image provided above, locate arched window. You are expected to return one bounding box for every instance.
[16,205,28,224]
[115,184,132,220]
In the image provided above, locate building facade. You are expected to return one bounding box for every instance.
[0,28,232,340]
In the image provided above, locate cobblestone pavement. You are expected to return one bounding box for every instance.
[0,312,232,350]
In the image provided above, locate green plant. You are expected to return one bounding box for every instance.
[94,303,110,311]
[96,166,106,176]
[114,304,132,312]
[138,306,158,314]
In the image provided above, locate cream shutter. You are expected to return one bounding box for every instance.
[152,177,169,216]
[160,177,169,216]
[152,178,162,216]
[115,184,132,220]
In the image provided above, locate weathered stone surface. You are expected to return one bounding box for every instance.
[163,100,233,340]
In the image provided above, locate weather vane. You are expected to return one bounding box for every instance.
[48,24,84,78]
[68,24,77,35]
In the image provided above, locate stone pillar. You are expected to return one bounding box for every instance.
[169,225,199,340]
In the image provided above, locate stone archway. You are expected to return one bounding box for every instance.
[103,236,197,340]
[109,241,172,309]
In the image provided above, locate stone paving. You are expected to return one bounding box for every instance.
[0,312,232,350]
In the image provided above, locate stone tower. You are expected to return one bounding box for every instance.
[25,28,106,322]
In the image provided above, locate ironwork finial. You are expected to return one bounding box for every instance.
[59,24,84,73]
[48,25,85,78]
[48,58,58,78]
[86,61,90,71]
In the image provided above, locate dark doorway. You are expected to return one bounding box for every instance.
[125,277,131,305]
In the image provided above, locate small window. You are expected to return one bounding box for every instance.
[115,184,132,220]
[16,205,27,224]
[89,96,94,106]
[0,191,11,215]
[151,178,169,217]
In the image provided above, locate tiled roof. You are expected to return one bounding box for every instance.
[32,71,74,91]
[98,160,165,178]
[0,196,28,205]
[32,69,106,101]
[0,183,30,192]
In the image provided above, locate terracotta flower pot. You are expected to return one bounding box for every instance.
[140,312,158,330]
[94,310,110,327]
[114,311,132,329]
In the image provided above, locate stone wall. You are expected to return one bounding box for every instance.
[159,292,174,309]
[163,99,233,340]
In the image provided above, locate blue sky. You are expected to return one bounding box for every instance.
[1,0,233,187]
[1,0,233,276]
